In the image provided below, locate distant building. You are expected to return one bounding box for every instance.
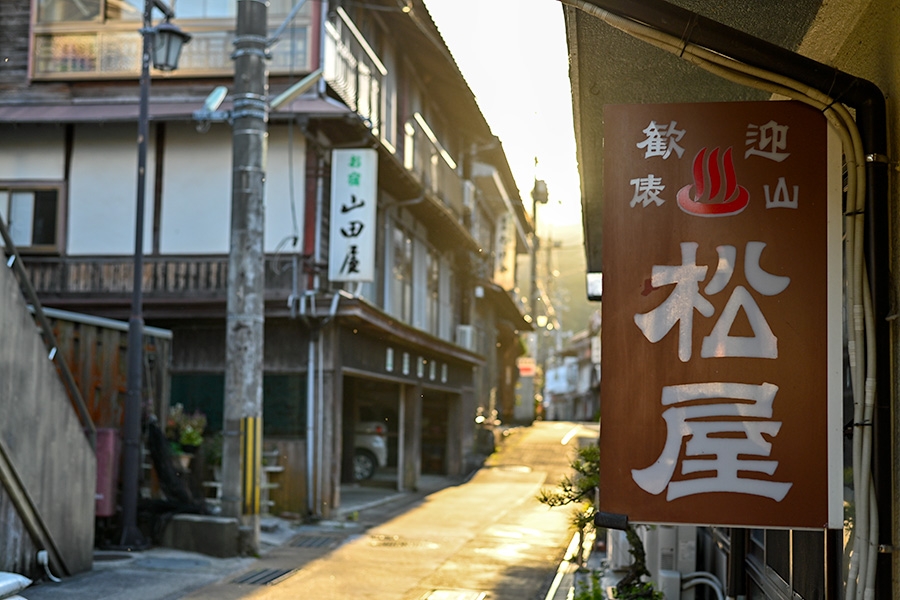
[543,310,599,421]
[0,0,532,537]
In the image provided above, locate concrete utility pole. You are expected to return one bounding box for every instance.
[222,0,268,553]
[530,177,548,417]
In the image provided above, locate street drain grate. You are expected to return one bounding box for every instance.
[231,568,295,586]
[290,535,341,548]
[369,534,439,549]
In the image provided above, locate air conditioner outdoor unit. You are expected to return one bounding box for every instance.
[456,324,476,352]
[607,528,633,572]
[644,525,698,600]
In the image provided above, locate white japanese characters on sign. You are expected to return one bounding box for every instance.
[631,381,790,501]
[328,148,378,282]
[601,101,842,529]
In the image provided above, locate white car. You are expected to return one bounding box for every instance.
[353,421,388,480]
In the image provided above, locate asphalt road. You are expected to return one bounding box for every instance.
[21,421,599,600]
[192,420,598,600]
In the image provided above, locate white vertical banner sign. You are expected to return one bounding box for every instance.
[493,213,516,290]
[329,148,378,282]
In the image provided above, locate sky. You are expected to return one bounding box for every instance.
[422,0,582,240]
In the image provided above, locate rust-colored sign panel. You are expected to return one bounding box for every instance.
[600,101,842,529]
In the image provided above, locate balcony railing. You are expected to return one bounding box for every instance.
[403,113,465,221]
[23,255,296,298]
[32,20,312,79]
[323,6,385,136]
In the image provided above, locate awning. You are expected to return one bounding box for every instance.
[480,282,532,332]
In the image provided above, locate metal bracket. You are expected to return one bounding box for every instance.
[595,511,629,531]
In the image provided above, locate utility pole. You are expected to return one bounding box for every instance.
[223,0,268,554]
[530,179,548,316]
[530,177,548,418]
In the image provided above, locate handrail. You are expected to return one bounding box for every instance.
[0,436,70,576]
[0,215,96,451]
[323,11,384,133]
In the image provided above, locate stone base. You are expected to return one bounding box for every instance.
[160,514,241,558]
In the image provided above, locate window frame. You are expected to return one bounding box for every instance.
[390,222,413,324]
[424,245,440,336]
[29,0,314,80]
[0,180,66,255]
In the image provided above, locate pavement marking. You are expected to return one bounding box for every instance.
[544,532,582,600]
[560,426,581,446]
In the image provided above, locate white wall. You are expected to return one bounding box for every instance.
[160,122,305,254]
[0,126,65,180]
[69,124,154,255]
[267,124,307,253]
[161,123,230,254]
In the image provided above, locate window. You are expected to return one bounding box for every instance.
[391,224,413,323]
[32,0,313,78]
[37,0,105,23]
[0,184,63,252]
[425,247,440,335]
[170,372,306,436]
[746,528,826,599]
[36,0,301,23]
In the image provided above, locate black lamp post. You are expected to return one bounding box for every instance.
[119,0,189,549]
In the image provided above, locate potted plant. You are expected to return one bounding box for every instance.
[166,403,207,455]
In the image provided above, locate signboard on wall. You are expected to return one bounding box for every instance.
[493,213,517,291]
[329,148,378,282]
[517,356,536,378]
[600,101,842,529]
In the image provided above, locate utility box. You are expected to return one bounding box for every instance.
[94,429,120,517]
[645,525,697,600]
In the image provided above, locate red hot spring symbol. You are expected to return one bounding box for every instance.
[676,147,749,217]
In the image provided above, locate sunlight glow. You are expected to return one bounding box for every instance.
[422,0,583,241]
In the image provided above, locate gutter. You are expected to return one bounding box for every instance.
[569,0,890,597]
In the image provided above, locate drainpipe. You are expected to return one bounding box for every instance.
[304,147,327,517]
[571,0,890,597]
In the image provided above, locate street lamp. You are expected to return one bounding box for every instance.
[120,0,190,549]
[152,20,192,71]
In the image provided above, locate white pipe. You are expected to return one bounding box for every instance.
[864,479,878,600]
[306,298,316,515]
[397,384,406,492]
[682,577,725,600]
[316,323,325,515]
[682,571,723,584]
[560,3,876,597]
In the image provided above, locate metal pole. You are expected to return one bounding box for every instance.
[530,186,539,318]
[119,0,153,549]
[223,0,268,554]
[530,182,540,413]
